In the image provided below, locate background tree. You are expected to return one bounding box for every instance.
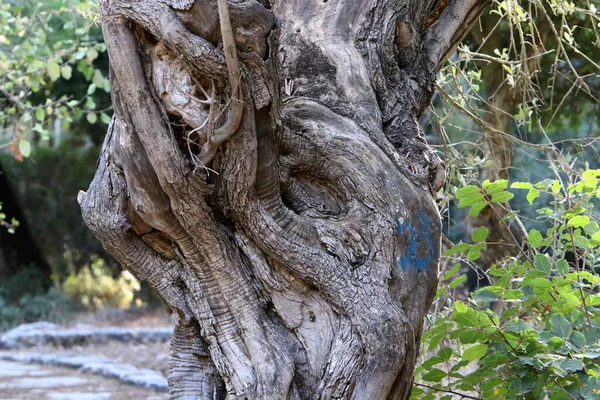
[78,0,490,398]
[430,0,600,288]
[0,0,111,283]
[0,159,51,283]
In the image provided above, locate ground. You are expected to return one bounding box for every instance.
[0,307,173,400]
[0,359,166,400]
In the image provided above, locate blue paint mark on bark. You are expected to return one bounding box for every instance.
[396,211,435,270]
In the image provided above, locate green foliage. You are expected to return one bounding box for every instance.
[413,169,600,399]
[0,267,79,332]
[0,202,19,233]
[0,0,108,160]
[62,256,142,310]
[0,141,113,279]
[0,288,77,333]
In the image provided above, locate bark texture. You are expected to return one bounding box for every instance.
[79,0,489,398]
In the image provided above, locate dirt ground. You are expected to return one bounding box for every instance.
[68,307,173,329]
[0,359,167,400]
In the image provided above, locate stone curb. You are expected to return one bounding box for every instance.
[0,351,168,392]
[0,322,173,350]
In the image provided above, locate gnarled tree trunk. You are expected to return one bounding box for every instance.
[79,0,489,398]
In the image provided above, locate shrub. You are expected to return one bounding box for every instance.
[413,169,600,399]
[0,287,78,333]
[62,255,141,310]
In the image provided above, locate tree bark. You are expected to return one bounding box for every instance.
[79,0,490,398]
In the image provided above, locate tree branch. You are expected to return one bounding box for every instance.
[423,0,492,69]
[102,0,228,80]
[199,0,244,165]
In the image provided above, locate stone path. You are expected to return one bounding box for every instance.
[0,352,168,392]
[0,321,171,399]
[0,359,167,400]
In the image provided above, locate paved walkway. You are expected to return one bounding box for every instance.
[0,359,167,400]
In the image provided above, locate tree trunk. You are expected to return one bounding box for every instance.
[78,1,489,398]
[463,13,551,273]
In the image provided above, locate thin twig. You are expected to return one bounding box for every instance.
[415,383,482,400]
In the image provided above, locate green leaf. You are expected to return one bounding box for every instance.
[100,113,111,124]
[422,368,446,383]
[555,359,584,373]
[18,139,31,158]
[92,69,104,87]
[570,332,586,349]
[438,347,453,360]
[471,226,489,242]
[449,274,467,289]
[455,301,468,313]
[47,62,61,81]
[582,169,600,179]
[427,333,445,351]
[86,112,97,124]
[511,182,533,189]
[551,180,562,194]
[547,387,571,400]
[564,206,586,218]
[551,300,576,315]
[468,201,488,217]
[584,222,600,236]
[456,185,480,198]
[85,96,96,110]
[449,360,470,373]
[505,319,527,333]
[60,65,72,80]
[556,259,570,275]
[445,243,469,256]
[467,244,485,261]
[550,314,572,338]
[35,107,45,122]
[472,289,498,302]
[527,189,540,204]
[568,215,590,228]
[548,336,565,350]
[574,235,590,249]
[532,373,549,399]
[503,289,523,301]
[458,329,486,344]
[462,343,488,362]
[444,263,461,280]
[87,48,99,62]
[534,254,552,273]
[486,180,508,195]
[528,229,543,248]
[458,193,484,208]
[491,191,514,203]
[454,307,493,328]
[528,278,552,288]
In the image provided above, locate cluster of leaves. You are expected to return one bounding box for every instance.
[62,256,142,310]
[0,267,79,332]
[436,0,600,132]
[413,169,600,399]
[431,0,600,218]
[1,144,113,277]
[0,0,108,160]
[0,203,19,233]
